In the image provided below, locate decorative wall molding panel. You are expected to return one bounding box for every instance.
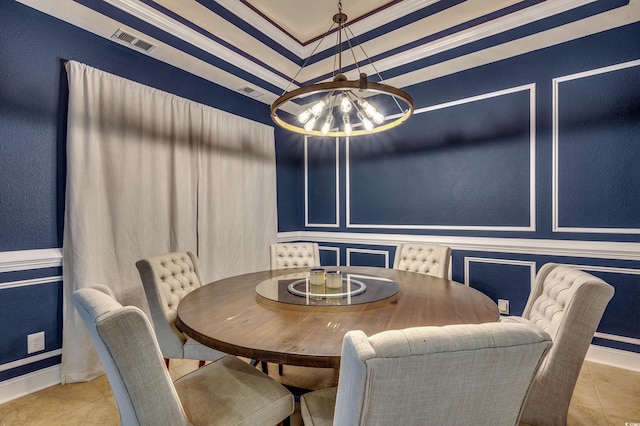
[463,257,537,289]
[346,248,390,268]
[305,136,340,228]
[553,59,640,234]
[319,246,341,266]
[345,84,536,231]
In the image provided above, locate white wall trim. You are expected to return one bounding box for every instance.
[0,364,61,404]
[346,248,390,268]
[0,275,63,290]
[594,332,640,347]
[463,257,537,289]
[552,59,640,234]
[278,231,640,261]
[0,349,63,374]
[0,248,63,273]
[319,246,341,266]
[345,84,536,231]
[305,136,340,228]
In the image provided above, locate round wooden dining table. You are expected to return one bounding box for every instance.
[176,266,499,369]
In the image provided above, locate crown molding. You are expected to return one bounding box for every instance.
[370,0,599,76]
[105,0,293,90]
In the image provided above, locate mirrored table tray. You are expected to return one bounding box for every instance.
[255,269,399,306]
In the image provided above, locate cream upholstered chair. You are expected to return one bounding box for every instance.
[270,242,320,269]
[270,242,320,375]
[393,243,451,278]
[136,251,226,368]
[301,322,552,426]
[502,263,614,426]
[73,286,294,426]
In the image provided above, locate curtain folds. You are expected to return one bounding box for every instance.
[62,60,277,383]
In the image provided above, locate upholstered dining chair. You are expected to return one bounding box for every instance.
[73,285,294,426]
[270,242,320,376]
[501,263,614,426]
[135,251,226,368]
[301,322,552,426]
[393,243,451,278]
[270,242,320,269]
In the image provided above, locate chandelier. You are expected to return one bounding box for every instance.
[270,1,414,137]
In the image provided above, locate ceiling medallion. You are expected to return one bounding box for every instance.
[270,1,414,137]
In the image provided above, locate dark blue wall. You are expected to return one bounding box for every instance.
[295,22,640,356]
[1,0,639,387]
[0,0,269,382]
[295,23,640,241]
[0,0,270,252]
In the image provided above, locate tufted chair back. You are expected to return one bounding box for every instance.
[136,251,226,362]
[270,242,320,269]
[502,263,614,426]
[74,286,191,426]
[393,243,451,278]
[301,322,552,426]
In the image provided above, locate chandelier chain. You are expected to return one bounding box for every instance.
[281,20,337,95]
[344,25,404,114]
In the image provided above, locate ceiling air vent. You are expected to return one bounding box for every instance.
[111,29,155,53]
[238,86,264,98]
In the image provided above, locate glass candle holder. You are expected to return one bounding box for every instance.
[325,270,342,305]
[309,268,325,300]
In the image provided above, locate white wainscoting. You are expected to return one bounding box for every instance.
[279,231,640,261]
[279,231,640,371]
[0,248,62,273]
[0,248,63,403]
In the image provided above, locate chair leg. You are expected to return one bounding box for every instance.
[164,358,170,369]
[261,361,269,374]
[198,360,206,368]
[278,363,284,376]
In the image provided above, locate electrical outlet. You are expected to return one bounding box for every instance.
[27,331,45,354]
[498,299,510,315]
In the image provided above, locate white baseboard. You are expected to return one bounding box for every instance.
[0,365,61,404]
[586,345,640,372]
[0,347,636,404]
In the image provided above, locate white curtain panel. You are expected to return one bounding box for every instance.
[62,61,277,383]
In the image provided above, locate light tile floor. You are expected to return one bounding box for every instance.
[0,359,638,425]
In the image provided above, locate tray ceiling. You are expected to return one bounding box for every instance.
[17,0,640,116]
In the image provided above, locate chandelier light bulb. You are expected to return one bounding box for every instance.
[311,99,327,117]
[372,111,385,124]
[359,99,377,118]
[298,108,312,124]
[357,111,374,131]
[304,116,318,132]
[321,114,334,136]
[340,94,352,113]
[343,113,352,136]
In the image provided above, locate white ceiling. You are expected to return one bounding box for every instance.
[245,0,394,44]
[18,0,640,116]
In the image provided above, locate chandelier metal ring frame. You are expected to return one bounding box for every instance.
[270,1,414,138]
